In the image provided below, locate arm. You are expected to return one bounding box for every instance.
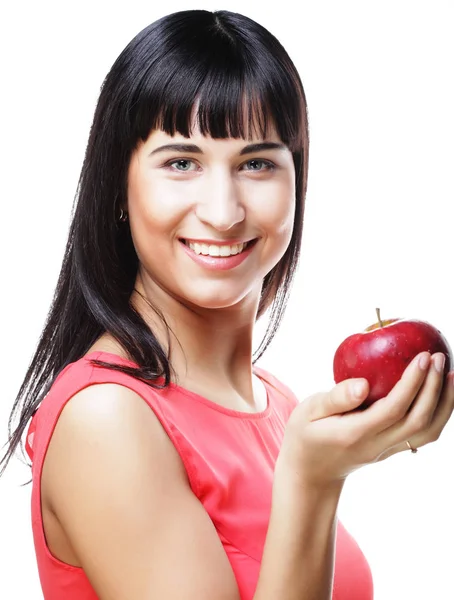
[44,384,342,600]
[254,350,454,599]
[43,384,241,599]
[254,466,342,600]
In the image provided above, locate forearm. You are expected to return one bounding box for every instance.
[253,468,343,600]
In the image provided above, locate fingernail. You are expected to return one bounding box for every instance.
[419,353,431,370]
[433,354,446,373]
[352,381,365,397]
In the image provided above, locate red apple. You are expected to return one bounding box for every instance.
[333,308,453,406]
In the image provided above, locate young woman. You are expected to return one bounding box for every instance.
[1,9,453,600]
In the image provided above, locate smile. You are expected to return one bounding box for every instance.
[179,238,258,271]
[181,239,255,257]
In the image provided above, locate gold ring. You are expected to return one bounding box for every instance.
[406,440,418,453]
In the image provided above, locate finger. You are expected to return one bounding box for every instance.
[376,371,454,460]
[379,352,446,447]
[307,378,370,422]
[337,352,431,436]
[422,370,454,443]
[356,351,431,434]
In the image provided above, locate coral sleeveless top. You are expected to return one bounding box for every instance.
[26,351,374,599]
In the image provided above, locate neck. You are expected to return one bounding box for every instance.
[131,271,263,399]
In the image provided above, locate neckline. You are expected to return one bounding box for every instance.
[84,350,272,420]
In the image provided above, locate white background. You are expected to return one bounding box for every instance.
[1,1,453,598]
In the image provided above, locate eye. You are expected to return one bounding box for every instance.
[166,159,198,172]
[242,159,275,172]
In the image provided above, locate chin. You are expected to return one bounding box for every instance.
[178,283,259,312]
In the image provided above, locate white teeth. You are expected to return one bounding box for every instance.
[187,241,246,256]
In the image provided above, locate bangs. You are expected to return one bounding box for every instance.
[128,24,305,151]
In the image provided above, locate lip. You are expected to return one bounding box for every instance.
[179,238,255,246]
[179,238,258,271]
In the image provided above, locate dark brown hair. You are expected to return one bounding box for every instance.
[1,9,309,477]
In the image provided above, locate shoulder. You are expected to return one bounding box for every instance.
[47,381,181,465]
[56,381,152,426]
[42,381,188,513]
[37,347,155,428]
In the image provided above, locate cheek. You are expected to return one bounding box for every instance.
[128,171,189,235]
[253,180,296,265]
[271,209,295,259]
[253,183,296,241]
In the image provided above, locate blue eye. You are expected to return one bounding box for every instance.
[164,158,275,173]
[168,159,197,171]
[243,159,274,172]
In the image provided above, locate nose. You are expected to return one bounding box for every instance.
[195,171,245,231]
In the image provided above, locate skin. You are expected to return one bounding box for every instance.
[39,124,454,599]
[124,127,296,408]
[40,124,297,588]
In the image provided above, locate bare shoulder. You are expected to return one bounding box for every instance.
[42,383,188,547]
[43,383,239,600]
[45,383,176,475]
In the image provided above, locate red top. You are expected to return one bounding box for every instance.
[26,351,374,599]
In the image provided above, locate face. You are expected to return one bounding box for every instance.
[126,126,296,313]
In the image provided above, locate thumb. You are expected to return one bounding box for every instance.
[307,378,369,421]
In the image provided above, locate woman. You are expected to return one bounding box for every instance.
[1,9,452,600]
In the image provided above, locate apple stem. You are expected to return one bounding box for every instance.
[376,307,384,327]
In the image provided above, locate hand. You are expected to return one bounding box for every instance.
[376,352,454,461]
[279,352,454,488]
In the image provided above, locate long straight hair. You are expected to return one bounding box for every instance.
[1,9,309,476]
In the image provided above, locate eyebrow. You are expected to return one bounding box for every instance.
[148,142,287,156]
